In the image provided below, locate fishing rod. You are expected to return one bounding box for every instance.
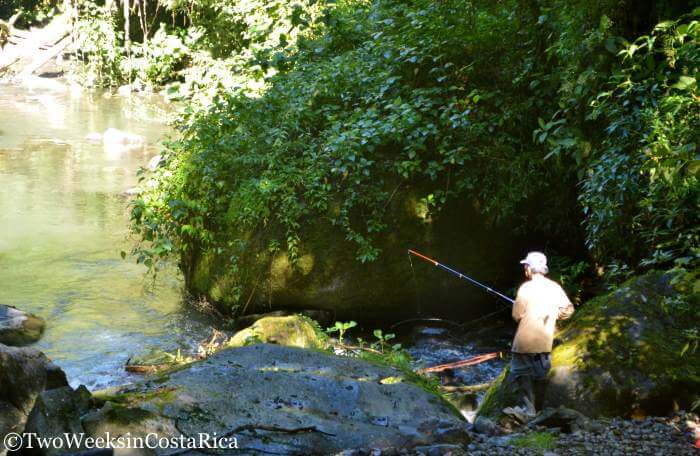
[408,249,515,306]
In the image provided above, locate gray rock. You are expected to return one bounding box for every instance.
[102,128,146,146]
[414,444,467,455]
[147,154,161,171]
[0,343,69,446]
[185,198,515,321]
[0,304,45,346]
[528,406,604,433]
[473,416,500,435]
[84,344,469,454]
[23,385,92,455]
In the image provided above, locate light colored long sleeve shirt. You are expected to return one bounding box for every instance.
[511,275,574,353]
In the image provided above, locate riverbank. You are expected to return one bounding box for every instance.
[4,320,699,454]
[466,412,700,456]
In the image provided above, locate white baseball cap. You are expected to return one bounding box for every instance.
[520,251,547,269]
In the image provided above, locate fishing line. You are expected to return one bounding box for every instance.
[458,306,509,331]
[407,249,514,307]
[407,250,423,317]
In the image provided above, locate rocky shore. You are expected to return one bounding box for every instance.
[465,412,700,456]
[2,265,699,455]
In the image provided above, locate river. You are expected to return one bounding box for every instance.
[0,81,214,390]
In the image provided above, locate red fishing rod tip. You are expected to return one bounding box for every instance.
[408,249,438,265]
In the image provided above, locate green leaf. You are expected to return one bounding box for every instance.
[654,20,675,31]
[671,76,696,91]
[687,160,700,176]
[604,37,618,54]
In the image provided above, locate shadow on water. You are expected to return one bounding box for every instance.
[0,81,214,390]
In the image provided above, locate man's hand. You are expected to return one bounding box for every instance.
[558,301,574,320]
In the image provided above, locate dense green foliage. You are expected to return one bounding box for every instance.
[583,19,699,271]
[0,0,57,27]
[68,0,325,105]
[125,0,698,307]
[7,0,691,307]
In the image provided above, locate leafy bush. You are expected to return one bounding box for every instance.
[0,0,57,27]
[129,0,698,310]
[73,1,125,87]
[583,14,699,271]
[140,25,190,86]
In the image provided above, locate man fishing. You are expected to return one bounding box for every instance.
[407,248,573,418]
[506,251,574,419]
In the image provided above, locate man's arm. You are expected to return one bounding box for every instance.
[512,285,527,322]
[557,287,574,320]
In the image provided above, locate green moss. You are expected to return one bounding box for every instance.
[565,270,699,382]
[102,403,156,424]
[297,314,329,345]
[226,315,327,349]
[512,432,558,452]
[551,335,583,368]
[477,365,513,419]
[190,252,216,294]
[96,387,178,408]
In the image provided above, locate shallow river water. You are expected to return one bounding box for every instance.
[0,81,214,390]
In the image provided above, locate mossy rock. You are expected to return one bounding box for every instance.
[0,304,45,346]
[226,315,328,349]
[479,268,700,420]
[184,198,516,321]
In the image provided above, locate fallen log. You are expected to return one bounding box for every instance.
[124,364,168,374]
[0,55,21,75]
[419,351,503,373]
[15,33,70,80]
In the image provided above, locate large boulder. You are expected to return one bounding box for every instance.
[185,199,516,321]
[0,343,69,444]
[226,315,327,349]
[0,304,45,346]
[23,386,93,456]
[85,344,468,453]
[478,268,700,422]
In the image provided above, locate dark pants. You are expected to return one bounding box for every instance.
[510,352,551,413]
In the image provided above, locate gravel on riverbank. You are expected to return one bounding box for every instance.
[338,411,700,455]
[468,411,699,456]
